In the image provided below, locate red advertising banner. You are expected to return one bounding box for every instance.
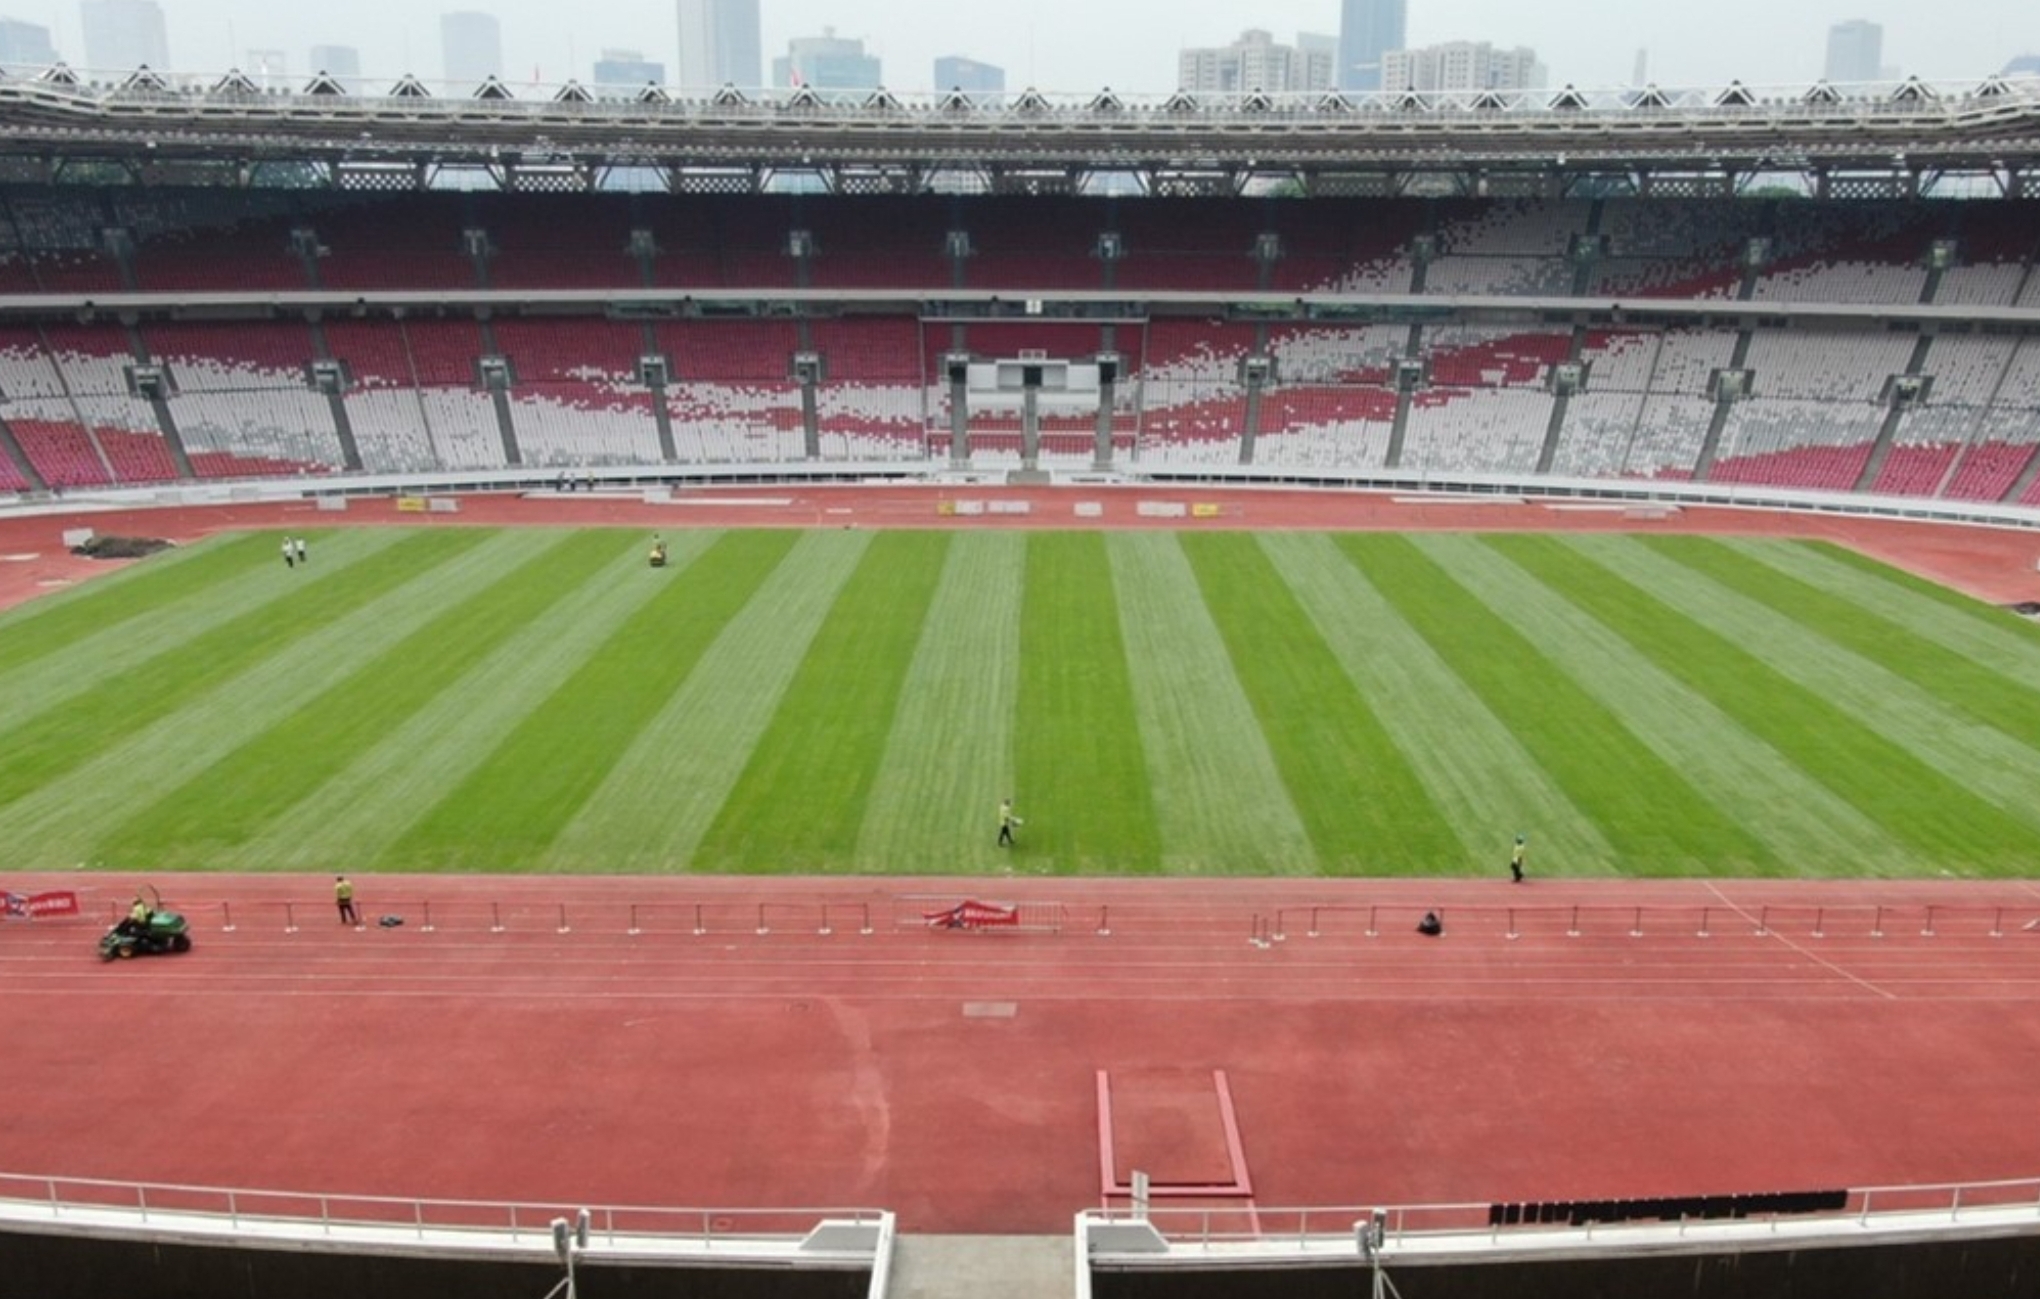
[2,890,81,919]
[923,900,1019,930]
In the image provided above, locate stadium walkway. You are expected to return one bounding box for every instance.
[889,1236,1073,1299]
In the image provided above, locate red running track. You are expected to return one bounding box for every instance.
[6,873,2040,1234]
[5,484,2040,611]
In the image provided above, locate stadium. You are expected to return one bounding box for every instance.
[4,62,2040,1299]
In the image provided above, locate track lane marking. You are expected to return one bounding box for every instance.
[1702,881,1898,1000]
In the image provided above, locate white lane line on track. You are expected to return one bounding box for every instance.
[1702,882,1897,1001]
[8,986,1944,1003]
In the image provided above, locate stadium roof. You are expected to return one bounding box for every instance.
[1,69,2038,195]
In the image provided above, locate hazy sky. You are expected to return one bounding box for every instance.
[24,0,2040,92]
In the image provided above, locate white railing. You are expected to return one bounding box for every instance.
[0,1170,888,1261]
[1084,1174,2040,1258]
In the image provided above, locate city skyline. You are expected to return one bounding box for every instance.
[1825,18,1886,82]
[675,0,757,90]
[0,0,2030,89]
[1338,0,1405,90]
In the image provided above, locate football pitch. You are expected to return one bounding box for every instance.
[4,524,2039,880]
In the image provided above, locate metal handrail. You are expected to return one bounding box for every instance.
[0,1171,883,1245]
[1085,1175,2040,1249]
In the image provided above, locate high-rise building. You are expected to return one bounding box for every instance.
[1382,41,1547,93]
[309,43,361,79]
[438,11,497,84]
[676,0,761,90]
[1296,31,1338,70]
[1337,0,1406,91]
[1824,20,1883,83]
[1178,29,1332,95]
[594,48,666,90]
[771,29,880,91]
[78,0,168,71]
[934,55,1004,94]
[246,48,286,87]
[441,11,502,84]
[0,18,58,67]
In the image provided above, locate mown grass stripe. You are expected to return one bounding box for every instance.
[395,529,802,872]
[1181,533,1452,874]
[1418,535,1892,876]
[1517,530,2040,864]
[1365,534,1777,873]
[91,530,633,870]
[1719,538,2040,694]
[544,530,871,873]
[0,532,271,675]
[1812,538,2040,633]
[1015,533,1160,873]
[234,532,717,873]
[1113,534,1314,874]
[0,529,515,868]
[0,528,473,814]
[1574,534,2040,844]
[854,532,1027,874]
[0,530,409,736]
[692,532,952,871]
[1256,532,1618,875]
[1641,535,2040,752]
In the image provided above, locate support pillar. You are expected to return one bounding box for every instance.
[945,353,970,467]
[1093,367,1117,471]
[1237,354,1272,466]
[1021,379,1040,472]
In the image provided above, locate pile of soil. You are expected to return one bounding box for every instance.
[70,536,175,560]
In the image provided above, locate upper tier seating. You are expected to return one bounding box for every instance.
[121,189,311,292]
[468,194,640,290]
[801,198,953,291]
[0,187,2035,505]
[312,195,478,290]
[955,199,1105,291]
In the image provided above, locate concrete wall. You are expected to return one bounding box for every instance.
[1094,1234,2040,1299]
[0,1229,872,1299]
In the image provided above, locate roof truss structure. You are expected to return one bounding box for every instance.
[0,73,2034,196]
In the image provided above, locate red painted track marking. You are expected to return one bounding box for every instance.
[1213,1071,1254,1198]
[1095,1071,1115,1201]
[1098,1069,1247,1196]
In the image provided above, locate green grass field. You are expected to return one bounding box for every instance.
[6,525,2040,879]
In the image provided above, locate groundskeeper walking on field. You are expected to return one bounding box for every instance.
[998,798,1023,848]
[1510,834,1527,884]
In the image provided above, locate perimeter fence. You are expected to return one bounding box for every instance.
[61,893,2040,945]
[1260,901,2035,943]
